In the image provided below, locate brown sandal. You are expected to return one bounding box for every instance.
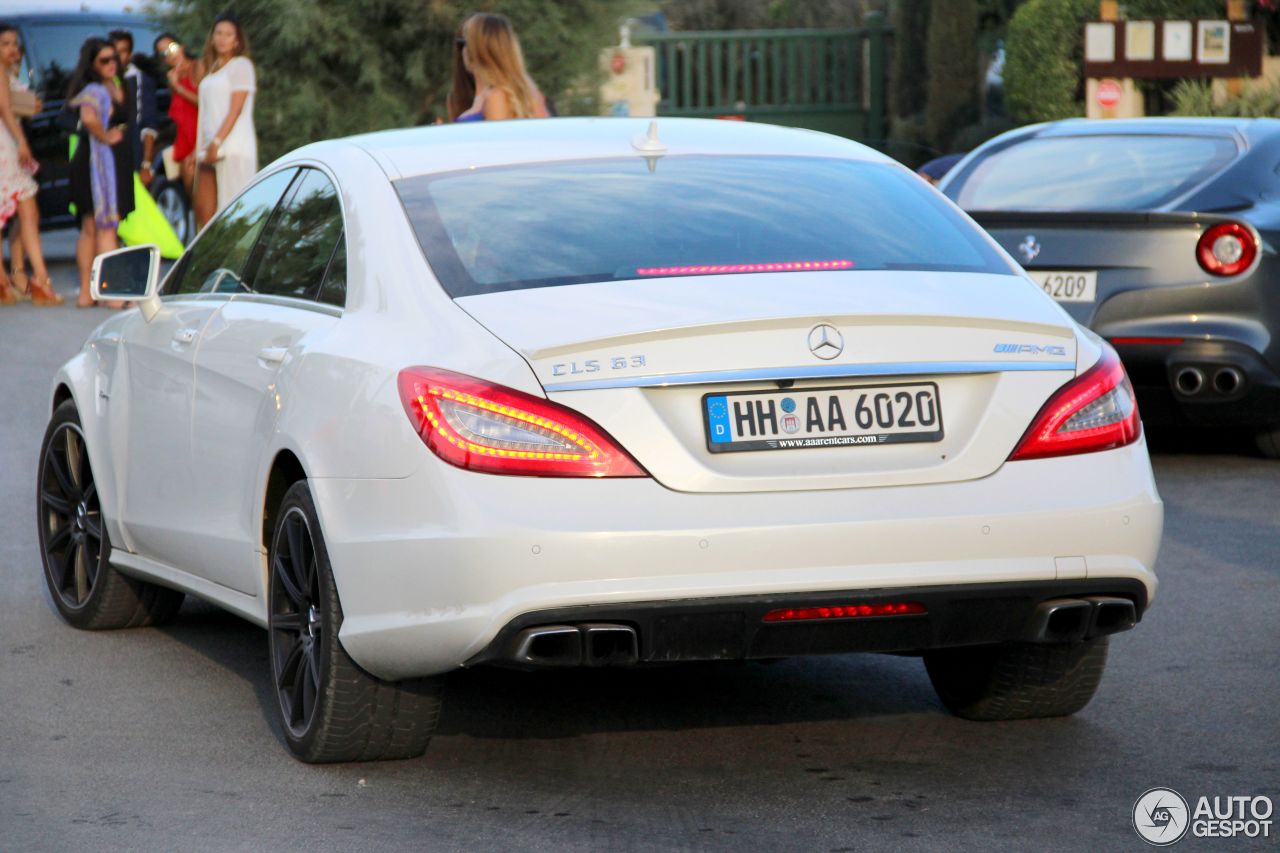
[11,267,31,301]
[30,275,65,307]
[0,270,15,306]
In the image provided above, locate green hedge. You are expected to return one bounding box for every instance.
[1004,0,1224,125]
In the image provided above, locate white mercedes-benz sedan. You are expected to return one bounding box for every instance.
[39,118,1163,763]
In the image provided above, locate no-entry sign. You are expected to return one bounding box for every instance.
[1097,79,1123,109]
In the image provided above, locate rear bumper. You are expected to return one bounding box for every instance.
[466,579,1149,668]
[1110,338,1280,428]
[314,440,1162,681]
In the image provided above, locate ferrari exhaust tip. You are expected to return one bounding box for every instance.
[1213,366,1244,395]
[1174,366,1205,396]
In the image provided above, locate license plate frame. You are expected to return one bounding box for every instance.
[1027,270,1098,303]
[702,382,944,454]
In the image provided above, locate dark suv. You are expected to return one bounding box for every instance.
[7,2,192,241]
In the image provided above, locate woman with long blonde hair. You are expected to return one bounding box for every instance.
[454,13,547,121]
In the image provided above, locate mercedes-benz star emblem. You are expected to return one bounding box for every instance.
[808,324,844,360]
[1018,234,1041,263]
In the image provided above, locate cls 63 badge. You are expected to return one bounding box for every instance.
[551,355,646,376]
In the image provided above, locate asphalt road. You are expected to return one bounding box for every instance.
[2,240,1278,851]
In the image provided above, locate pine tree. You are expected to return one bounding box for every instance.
[164,0,633,162]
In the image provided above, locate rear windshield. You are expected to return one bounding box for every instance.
[948,134,1239,211]
[395,156,1014,297]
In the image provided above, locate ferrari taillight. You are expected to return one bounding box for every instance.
[397,367,647,477]
[1008,346,1141,461]
[1196,221,1257,277]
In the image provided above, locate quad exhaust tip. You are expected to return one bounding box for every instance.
[1027,596,1137,643]
[512,623,639,667]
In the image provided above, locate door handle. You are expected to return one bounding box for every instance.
[257,346,288,366]
[172,327,197,345]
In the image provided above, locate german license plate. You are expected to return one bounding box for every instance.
[703,382,944,453]
[1027,270,1097,303]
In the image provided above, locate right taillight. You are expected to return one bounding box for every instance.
[1009,346,1141,461]
[1196,221,1257,277]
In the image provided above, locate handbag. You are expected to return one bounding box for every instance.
[161,144,181,181]
[10,88,38,117]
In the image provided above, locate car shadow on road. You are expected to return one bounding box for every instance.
[157,599,950,742]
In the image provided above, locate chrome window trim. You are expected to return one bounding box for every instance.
[543,360,1075,392]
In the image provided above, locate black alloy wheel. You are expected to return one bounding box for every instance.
[37,401,184,629]
[40,420,102,610]
[269,505,324,738]
[267,481,443,763]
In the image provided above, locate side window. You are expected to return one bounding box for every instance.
[317,231,347,308]
[246,168,344,302]
[162,169,297,296]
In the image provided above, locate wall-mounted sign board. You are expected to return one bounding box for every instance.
[1082,19,1263,78]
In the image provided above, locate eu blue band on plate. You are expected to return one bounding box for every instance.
[705,395,732,443]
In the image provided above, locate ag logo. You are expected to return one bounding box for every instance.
[1134,787,1190,846]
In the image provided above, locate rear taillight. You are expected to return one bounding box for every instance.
[1196,221,1257,277]
[1008,346,1141,461]
[397,367,647,477]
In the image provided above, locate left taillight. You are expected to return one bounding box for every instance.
[1008,346,1141,461]
[397,367,647,477]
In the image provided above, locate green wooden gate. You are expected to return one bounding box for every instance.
[642,13,889,146]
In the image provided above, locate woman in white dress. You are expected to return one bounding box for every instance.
[195,13,256,229]
[0,23,59,305]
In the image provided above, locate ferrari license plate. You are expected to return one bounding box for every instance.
[703,382,944,453]
[1028,270,1097,303]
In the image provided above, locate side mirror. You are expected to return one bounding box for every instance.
[91,243,162,321]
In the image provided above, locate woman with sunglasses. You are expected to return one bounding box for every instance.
[154,32,200,200]
[67,36,134,308]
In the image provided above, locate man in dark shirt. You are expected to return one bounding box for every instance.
[109,29,160,186]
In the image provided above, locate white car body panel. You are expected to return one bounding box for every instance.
[314,440,1160,680]
[46,117,1162,682]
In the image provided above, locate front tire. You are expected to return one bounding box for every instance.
[268,481,443,763]
[924,638,1109,721]
[37,401,184,629]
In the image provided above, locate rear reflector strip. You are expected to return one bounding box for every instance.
[763,602,927,623]
[636,260,854,277]
[1110,337,1184,346]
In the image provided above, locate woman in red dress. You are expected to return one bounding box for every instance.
[154,33,200,200]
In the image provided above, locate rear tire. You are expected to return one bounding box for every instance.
[37,401,185,630]
[924,637,1108,721]
[1254,426,1280,459]
[268,481,443,763]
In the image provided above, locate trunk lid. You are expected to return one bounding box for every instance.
[970,210,1242,327]
[456,271,1080,492]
